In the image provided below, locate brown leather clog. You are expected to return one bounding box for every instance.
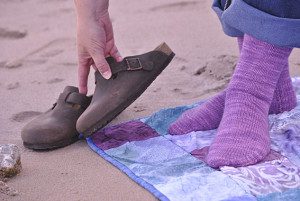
[76,43,175,137]
[21,86,91,150]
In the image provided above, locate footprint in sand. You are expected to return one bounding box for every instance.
[60,8,73,14]
[39,7,74,18]
[180,65,187,71]
[3,60,22,69]
[47,78,64,84]
[150,1,198,12]
[58,62,77,67]
[0,61,6,68]
[133,105,147,113]
[4,38,71,70]
[172,88,189,95]
[194,66,206,75]
[6,82,20,90]
[152,87,161,92]
[31,80,41,85]
[194,55,237,81]
[202,84,227,95]
[11,111,42,123]
[41,49,64,58]
[173,57,189,71]
[0,27,27,39]
[174,56,188,64]
[25,59,47,65]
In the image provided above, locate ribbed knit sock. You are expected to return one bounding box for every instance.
[237,36,243,52]
[206,34,292,168]
[269,64,297,114]
[168,37,296,135]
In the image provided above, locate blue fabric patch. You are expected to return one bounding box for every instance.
[87,137,170,201]
[103,137,250,201]
[143,104,197,136]
[257,188,300,201]
[221,195,257,201]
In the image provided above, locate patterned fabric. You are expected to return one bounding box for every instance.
[87,78,300,201]
[91,121,159,150]
[220,158,300,196]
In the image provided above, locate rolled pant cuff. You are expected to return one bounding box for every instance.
[212,0,300,48]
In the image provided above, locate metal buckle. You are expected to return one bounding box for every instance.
[125,58,143,71]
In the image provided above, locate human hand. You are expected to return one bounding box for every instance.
[74,0,122,94]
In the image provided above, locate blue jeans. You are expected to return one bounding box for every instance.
[213,0,300,47]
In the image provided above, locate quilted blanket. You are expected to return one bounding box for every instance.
[87,78,300,201]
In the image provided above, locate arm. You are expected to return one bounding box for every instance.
[74,0,122,94]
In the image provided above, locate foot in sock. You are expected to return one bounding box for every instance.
[206,34,292,168]
[269,66,297,114]
[169,37,296,135]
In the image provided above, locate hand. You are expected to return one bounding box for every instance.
[75,0,122,94]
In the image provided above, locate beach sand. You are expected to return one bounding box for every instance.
[1,0,300,200]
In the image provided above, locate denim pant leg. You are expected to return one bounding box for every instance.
[243,0,300,19]
[212,0,300,48]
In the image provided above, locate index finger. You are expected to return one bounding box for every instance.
[78,58,91,95]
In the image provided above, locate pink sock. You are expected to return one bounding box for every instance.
[168,37,296,135]
[206,34,292,168]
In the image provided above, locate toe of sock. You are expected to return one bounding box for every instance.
[206,144,270,168]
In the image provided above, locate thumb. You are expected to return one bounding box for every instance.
[92,54,112,79]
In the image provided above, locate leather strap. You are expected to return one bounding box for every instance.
[107,54,155,75]
[66,93,90,109]
[58,92,69,101]
[58,92,90,109]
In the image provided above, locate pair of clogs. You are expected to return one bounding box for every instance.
[21,43,175,150]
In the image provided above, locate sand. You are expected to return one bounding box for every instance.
[0,0,300,200]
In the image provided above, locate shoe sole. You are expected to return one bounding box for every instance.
[82,47,175,138]
[23,135,79,150]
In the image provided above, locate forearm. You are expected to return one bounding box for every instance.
[74,0,109,22]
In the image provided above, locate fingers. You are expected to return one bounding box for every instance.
[87,59,97,71]
[78,58,91,95]
[101,12,122,62]
[110,44,122,62]
[92,53,112,79]
[77,11,120,84]
[91,64,97,71]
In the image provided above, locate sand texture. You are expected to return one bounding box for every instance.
[1,0,300,200]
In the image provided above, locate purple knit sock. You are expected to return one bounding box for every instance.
[206,35,292,168]
[269,63,297,114]
[237,36,243,52]
[168,37,296,135]
[168,37,243,134]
